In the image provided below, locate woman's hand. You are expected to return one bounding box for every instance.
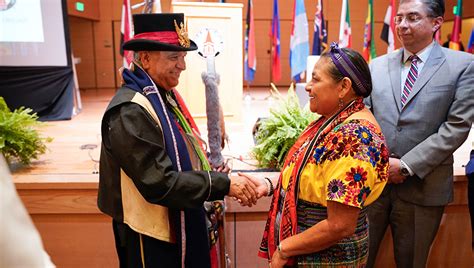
[269,248,289,268]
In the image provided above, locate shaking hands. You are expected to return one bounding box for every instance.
[228,173,274,207]
[213,158,276,207]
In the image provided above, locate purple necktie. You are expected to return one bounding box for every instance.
[401,55,419,107]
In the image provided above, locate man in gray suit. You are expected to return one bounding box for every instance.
[366,0,474,267]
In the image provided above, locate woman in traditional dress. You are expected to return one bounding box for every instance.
[244,43,389,267]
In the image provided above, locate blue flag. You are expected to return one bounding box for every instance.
[290,0,310,81]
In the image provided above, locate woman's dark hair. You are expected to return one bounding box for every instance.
[320,47,372,97]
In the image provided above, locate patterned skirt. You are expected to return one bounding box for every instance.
[295,200,368,268]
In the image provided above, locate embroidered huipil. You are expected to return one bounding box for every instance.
[260,113,389,267]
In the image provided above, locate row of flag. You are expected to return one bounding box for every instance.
[244,0,471,84]
[119,0,472,84]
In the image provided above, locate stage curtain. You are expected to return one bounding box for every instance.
[0,66,74,121]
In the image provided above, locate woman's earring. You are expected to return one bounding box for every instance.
[338,98,344,109]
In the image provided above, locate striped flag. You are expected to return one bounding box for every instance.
[449,0,463,50]
[339,0,352,48]
[362,0,376,61]
[290,0,310,80]
[468,27,474,53]
[244,0,256,83]
[381,0,396,53]
[120,0,134,67]
[143,0,161,13]
[312,0,327,55]
[270,0,281,82]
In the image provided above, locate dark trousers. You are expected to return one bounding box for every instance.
[366,185,444,268]
[468,173,474,237]
[467,151,474,243]
[113,220,180,268]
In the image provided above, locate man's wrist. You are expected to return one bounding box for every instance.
[399,160,414,177]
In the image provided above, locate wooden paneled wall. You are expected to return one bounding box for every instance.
[67,0,100,20]
[68,0,474,89]
[17,175,471,267]
[69,17,96,89]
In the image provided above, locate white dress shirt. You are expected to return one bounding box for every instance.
[400,40,435,95]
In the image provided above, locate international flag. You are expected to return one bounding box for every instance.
[449,0,463,50]
[270,0,281,82]
[244,0,256,83]
[339,0,352,48]
[312,0,327,55]
[381,0,396,53]
[142,0,161,13]
[120,0,134,67]
[362,0,376,61]
[290,0,310,80]
[468,27,474,53]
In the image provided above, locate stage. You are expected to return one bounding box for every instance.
[10,88,474,267]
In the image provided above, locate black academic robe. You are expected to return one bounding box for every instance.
[98,87,230,267]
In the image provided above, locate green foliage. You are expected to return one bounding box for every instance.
[252,84,318,169]
[0,97,52,165]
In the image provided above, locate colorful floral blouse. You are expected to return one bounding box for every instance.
[281,119,389,208]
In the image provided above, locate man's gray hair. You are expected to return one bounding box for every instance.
[133,52,143,67]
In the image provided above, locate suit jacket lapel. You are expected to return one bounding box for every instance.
[403,43,446,109]
[389,49,403,112]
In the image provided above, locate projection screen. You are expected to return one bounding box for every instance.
[0,0,69,67]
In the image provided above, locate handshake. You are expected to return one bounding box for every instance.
[227,173,274,207]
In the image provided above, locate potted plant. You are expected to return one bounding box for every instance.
[0,97,51,166]
[252,84,318,169]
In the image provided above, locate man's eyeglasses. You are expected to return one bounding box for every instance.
[394,14,432,25]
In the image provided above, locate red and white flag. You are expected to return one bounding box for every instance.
[338,0,352,48]
[380,0,395,53]
[120,0,134,68]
